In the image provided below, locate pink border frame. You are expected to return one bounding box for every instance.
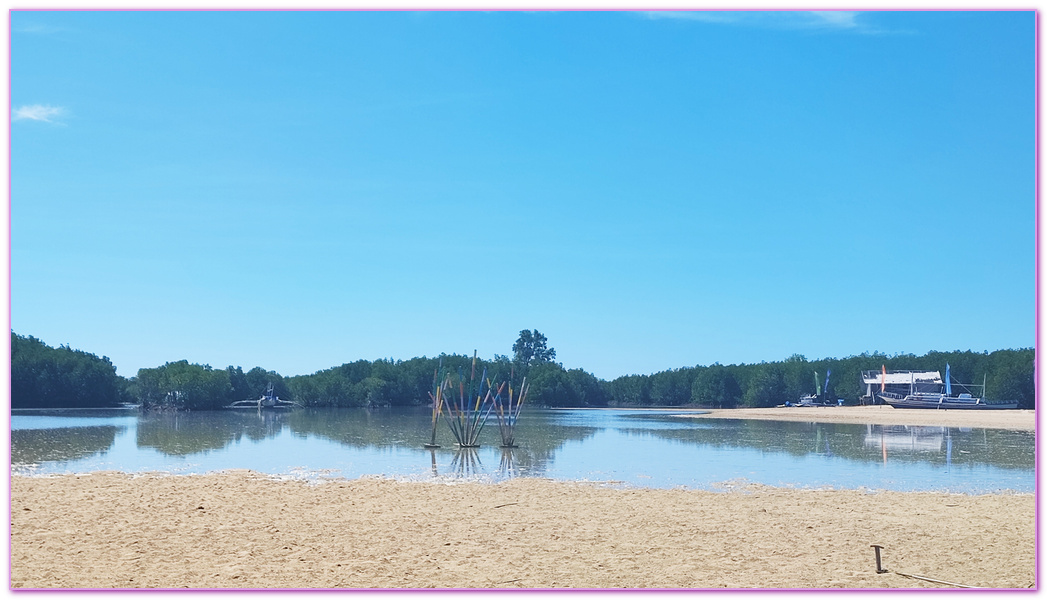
[6,9,1038,594]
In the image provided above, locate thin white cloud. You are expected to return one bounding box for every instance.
[12,105,68,124]
[641,11,739,24]
[12,22,68,35]
[808,11,859,29]
[639,10,869,32]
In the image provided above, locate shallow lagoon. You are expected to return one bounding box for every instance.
[10,407,1034,493]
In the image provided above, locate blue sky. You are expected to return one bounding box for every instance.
[10,10,1035,380]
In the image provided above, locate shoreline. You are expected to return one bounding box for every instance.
[11,472,1034,589]
[676,406,1035,431]
[11,407,1035,589]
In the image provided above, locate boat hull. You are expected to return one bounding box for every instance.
[878,394,1017,410]
[224,403,299,410]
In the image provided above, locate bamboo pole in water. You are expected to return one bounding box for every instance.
[425,368,442,448]
[427,357,530,449]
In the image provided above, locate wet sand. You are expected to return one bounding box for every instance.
[681,406,1035,431]
[11,471,1035,589]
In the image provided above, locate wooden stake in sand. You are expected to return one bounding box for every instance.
[871,544,983,588]
[870,544,887,574]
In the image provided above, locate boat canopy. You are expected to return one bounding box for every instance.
[860,370,942,385]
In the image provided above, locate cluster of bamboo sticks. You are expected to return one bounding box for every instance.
[493,376,528,448]
[425,351,529,449]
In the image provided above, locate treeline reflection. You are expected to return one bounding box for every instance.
[12,409,1032,477]
[12,426,123,465]
[624,417,1034,470]
[130,408,600,476]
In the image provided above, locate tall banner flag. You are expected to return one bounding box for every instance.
[945,363,952,396]
[881,365,886,392]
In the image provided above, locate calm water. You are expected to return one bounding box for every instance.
[10,407,1035,493]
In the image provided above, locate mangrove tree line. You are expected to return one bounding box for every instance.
[10,330,1035,410]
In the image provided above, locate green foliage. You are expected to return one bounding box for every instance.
[564,368,610,407]
[11,332,126,408]
[986,349,1035,409]
[525,363,608,407]
[606,374,651,406]
[599,348,1034,410]
[244,367,290,401]
[743,364,789,407]
[289,356,439,408]
[132,360,232,411]
[12,329,1035,411]
[512,329,556,373]
[227,366,251,403]
[691,364,742,408]
[648,368,694,406]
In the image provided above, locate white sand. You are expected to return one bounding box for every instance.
[11,471,1035,589]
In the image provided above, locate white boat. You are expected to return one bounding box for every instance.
[878,391,1015,409]
[797,394,820,406]
[876,364,1017,410]
[225,383,301,410]
[789,370,834,406]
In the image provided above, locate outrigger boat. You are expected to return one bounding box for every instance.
[225,383,302,410]
[876,364,1017,410]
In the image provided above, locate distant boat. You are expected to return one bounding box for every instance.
[877,365,1017,410]
[225,383,301,410]
[795,394,822,407]
[790,370,834,406]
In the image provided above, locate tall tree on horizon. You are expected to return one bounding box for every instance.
[512,329,556,374]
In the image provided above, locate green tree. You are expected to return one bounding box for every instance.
[132,361,231,410]
[565,368,609,407]
[743,364,788,408]
[244,367,291,401]
[11,332,126,408]
[648,368,694,406]
[527,362,577,407]
[987,349,1035,408]
[691,364,742,408]
[226,366,251,402]
[523,364,608,407]
[512,329,556,373]
[607,374,650,406]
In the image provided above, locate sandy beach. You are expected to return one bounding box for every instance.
[681,406,1036,431]
[11,470,1035,590]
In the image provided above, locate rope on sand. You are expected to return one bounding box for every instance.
[892,571,983,589]
[872,544,984,588]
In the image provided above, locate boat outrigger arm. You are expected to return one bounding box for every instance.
[224,383,303,409]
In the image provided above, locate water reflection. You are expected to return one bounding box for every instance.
[11,426,122,465]
[450,448,483,478]
[499,447,518,478]
[624,416,1034,471]
[8,408,1034,492]
[137,410,288,456]
[865,425,944,454]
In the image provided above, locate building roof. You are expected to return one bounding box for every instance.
[861,370,942,385]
